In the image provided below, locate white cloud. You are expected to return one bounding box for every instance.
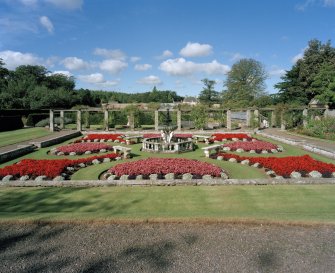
[78,73,119,87]
[50,70,72,77]
[269,68,286,77]
[45,0,83,10]
[99,59,128,74]
[78,73,105,84]
[323,0,335,6]
[61,57,89,70]
[94,48,126,60]
[156,50,173,59]
[179,42,213,57]
[40,16,54,33]
[137,75,162,85]
[291,47,307,63]
[0,50,42,69]
[134,63,152,71]
[130,56,141,62]
[296,0,335,10]
[159,58,230,76]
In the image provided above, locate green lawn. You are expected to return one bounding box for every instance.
[0,185,334,223]
[1,133,335,180]
[0,127,52,147]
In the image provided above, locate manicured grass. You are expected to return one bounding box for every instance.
[0,185,334,223]
[0,127,52,147]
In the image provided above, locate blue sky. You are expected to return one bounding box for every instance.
[1,0,335,96]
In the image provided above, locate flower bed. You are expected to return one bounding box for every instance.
[215,153,335,178]
[143,133,193,139]
[52,142,113,155]
[107,158,225,179]
[75,134,126,143]
[212,133,252,142]
[222,140,281,153]
[0,153,119,181]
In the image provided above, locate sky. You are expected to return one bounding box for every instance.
[1,0,335,97]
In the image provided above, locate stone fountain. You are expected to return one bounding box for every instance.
[142,108,193,153]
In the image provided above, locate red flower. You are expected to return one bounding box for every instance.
[109,158,222,177]
[56,142,113,155]
[212,133,252,141]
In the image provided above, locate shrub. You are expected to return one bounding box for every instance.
[0,116,24,131]
[26,113,49,126]
[35,117,74,127]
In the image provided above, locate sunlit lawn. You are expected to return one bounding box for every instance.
[0,185,334,223]
[0,127,52,147]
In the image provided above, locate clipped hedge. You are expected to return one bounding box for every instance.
[0,116,24,132]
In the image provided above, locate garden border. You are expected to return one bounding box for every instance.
[1,177,334,187]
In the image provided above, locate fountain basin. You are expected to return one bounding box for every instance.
[142,137,193,153]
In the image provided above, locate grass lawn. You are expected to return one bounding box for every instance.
[0,127,52,147]
[0,185,334,224]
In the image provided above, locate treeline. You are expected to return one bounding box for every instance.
[0,60,183,110]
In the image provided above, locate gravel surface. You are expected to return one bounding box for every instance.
[1,223,335,273]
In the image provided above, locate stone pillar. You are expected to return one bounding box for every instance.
[246,109,251,127]
[280,111,286,130]
[154,110,159,131]
[324,105,330,118]
[271,111,276,128]
[49,109,54,132]
[128,114,135,130]
[77,110,82,131]
[60,110,64,129]
[177,110,182,131]
[84,111,90,129]
[104,110,109,131]
[253,109,259,128]
[226,110,232,130]
[303,108,308,128]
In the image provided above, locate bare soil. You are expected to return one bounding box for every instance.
[0,223,334,273]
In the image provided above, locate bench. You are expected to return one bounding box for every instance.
[124,135,143,145]
[201,144,221,158]
[113,146,132,158]
[193,135,211,144]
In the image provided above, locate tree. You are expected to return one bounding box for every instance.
[223,58,267,107]
[275,39,335,105]
[198,78,219,105]
[191,104,208,129]
[311,63,335,107]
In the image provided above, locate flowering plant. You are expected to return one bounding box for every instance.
[222,140,278,152]
[108,158,222,177]
[216,153,335,177]
[212,133,252,141]
[75,134,126,143]
[0,153,119,179]
[55,142,113,155]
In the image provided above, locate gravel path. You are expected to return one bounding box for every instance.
[1,223,335,273]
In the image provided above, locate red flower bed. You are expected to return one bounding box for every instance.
[109,158,222,177]
[143,133,160,138]
[143,134,192,139]
[0,153,119,179]
[222,140,278,152]
[75,134,126,143]
[56,142,113,155]
[212,133,252,141]
[216,153,335,177]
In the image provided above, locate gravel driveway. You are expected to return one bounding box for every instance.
[1,223,334,273]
